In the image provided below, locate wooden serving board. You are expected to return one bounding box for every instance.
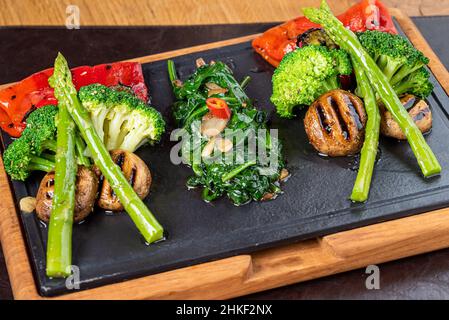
[1,9,449,300]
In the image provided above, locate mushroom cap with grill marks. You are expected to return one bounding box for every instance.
[304,89,367,157]
[96,150,152,211]
[380,94,432,140]
[36,166,99,223]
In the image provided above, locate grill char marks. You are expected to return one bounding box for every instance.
[35,167,99,223]
[345,96,364,130]
[315,104,331,134]
[129,168,137,187]
[97,150,152,211]
[304,89,367,157]
[328,96,350,140]
[380,94,432,140]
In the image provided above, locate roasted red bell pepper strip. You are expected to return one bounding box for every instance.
[252,0,397,67]
[0,61,148,137]
[0,107,25,137]
[100,63,149,102]
[339,0,396,33]
[206,98,232,119]
[71,66,100,89]
[0,68,55,126]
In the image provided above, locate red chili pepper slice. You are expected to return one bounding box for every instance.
[0,61,149,137]
[206,98,232,119]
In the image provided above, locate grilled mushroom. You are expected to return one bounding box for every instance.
[297,28,337,49]
[35,166,99,223]
[380,94,432,140]
[304,89,367,157]
[97,150,151,211]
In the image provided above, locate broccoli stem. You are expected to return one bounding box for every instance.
[75,135,91,167]
[45,94,78,277]
[222,160,257,182]
[303,0,441,177]
[350,59,380,202]
[51,53,164,244]
[28,156,55,172]
[322,76,339,92]
[390,64,423,87]
[42,140,57,153]
[119,132,146,152]
[40,153,55,162]
[378,56,402,81]
[393,81,413,97]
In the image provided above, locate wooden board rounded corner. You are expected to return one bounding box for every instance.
[1,9,449,300]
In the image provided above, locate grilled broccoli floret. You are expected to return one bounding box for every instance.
[271,45,352,118]
[120,104,166,151]
[3,105,59,180]
[22,105,58,154]
[357,30,433,98]
[78,84,111,141]
[3,136,54,181]
[3,105,92,181]
[393,68,434,99]
[78,84,165,152]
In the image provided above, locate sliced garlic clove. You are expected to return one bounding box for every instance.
[215,137,233,153]
[20,196,36,214]
[201,112,228,138]
[196,58,206,68]
[201,137,216,158]
[279,168,290,181]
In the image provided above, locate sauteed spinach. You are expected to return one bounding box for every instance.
[168,59,286,205]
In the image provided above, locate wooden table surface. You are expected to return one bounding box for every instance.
[1,0,449,300]
[0,0,448,26]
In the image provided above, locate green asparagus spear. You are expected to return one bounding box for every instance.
[46,88,78,277]
[51,53,164,243]
[350,59,380,202]
[303,0,441,177]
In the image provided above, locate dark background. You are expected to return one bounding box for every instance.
[1,16,449,299]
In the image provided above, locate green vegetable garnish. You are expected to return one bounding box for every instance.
[271,45,352,118]
[168,59,285,206]
[3,105,89,181]
[303,0,441,177]
[78,84,165,152]
[3,138,55,181]
[356,30,433,98]
[50,53,164,245]
[47,73,78,277]
[350,59,380,202]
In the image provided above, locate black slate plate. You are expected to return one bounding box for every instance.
[3,23,449,297]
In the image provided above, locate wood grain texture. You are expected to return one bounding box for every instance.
[0,0,449,26]
[1,8,449,300]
